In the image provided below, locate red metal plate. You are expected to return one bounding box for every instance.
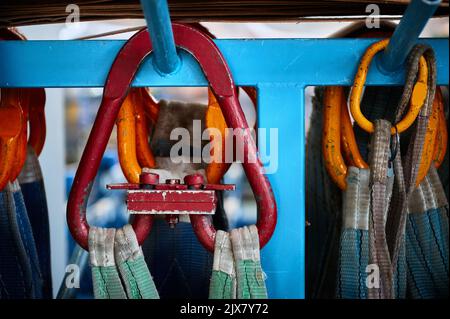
[127,189,216,214]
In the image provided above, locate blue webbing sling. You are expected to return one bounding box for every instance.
[18,146,52,298]
[0,145,50,299]
[0,181,43,299]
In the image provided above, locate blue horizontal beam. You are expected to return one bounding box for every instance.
[0,38,448,88]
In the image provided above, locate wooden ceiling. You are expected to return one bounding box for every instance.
[1,0,448,27]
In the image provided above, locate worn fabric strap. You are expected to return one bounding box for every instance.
[349,44,439,299]
[0,182,34,298]
[114,225,159,299]
[18,145,53,298]
[230,225,267,299]
[387,45,437,269]
[337,167,370,299]
[89,227,127,299]
[209,230,236,299]
[9,180,44,299]
[337,167,405,299]
[368,119,394,299]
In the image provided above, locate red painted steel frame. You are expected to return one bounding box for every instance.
[66,23,277,252]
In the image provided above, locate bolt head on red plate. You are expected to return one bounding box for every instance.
[184,174,205,188]
[140,172,159,185]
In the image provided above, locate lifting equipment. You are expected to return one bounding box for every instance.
[0,0,447,299]
[66,23,277,253]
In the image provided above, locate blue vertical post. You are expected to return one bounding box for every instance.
[140,0,180,74]
[258,85,305,298]
[379,0,441,73]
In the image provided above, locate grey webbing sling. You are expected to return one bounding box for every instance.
[337,44,440,299]
[387,45,437,271]
[367,120,396,299]
[367,45,437,299]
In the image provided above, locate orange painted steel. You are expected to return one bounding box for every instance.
[117,89,142,184]
[350,39,428,135]
[135,88,157,169]
[340,89,369,169]
[415,87,440,186]
[0,89,23,190]
[323,84,442,190]
[205,89,231,184]
[322,86,348,190]
[432,88,447,169]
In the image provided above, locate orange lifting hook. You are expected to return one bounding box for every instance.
[416,88,447,186]
[119,86,256,185]
[339,89,369,170]
[323,60,444,190]
[432,88,447,169]
[322,87,348,190]
[205,89,231,184]
[0,28,47,190]
[118,86,218,184]
[206,86,257,184]
[350,39,429,136]
[117,88,148,184]
[0,89,23,190]
[135,88,157,170]
[0,89,46,188]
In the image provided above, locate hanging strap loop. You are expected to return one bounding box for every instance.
[209,225,268,299]
[386,44,437,274]
[89,225,159,299]
[368,119,395,299]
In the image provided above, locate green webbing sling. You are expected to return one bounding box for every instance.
[89,225,159,299]
[89,227,127,299]
[209,225,268,299]
[114,225,159,299]
[209,231,236,299]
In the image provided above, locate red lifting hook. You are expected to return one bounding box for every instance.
[66,23,277,252]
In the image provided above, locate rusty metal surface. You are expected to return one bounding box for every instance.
[127,190,217,214]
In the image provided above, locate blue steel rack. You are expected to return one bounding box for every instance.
[0,0,448,298]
